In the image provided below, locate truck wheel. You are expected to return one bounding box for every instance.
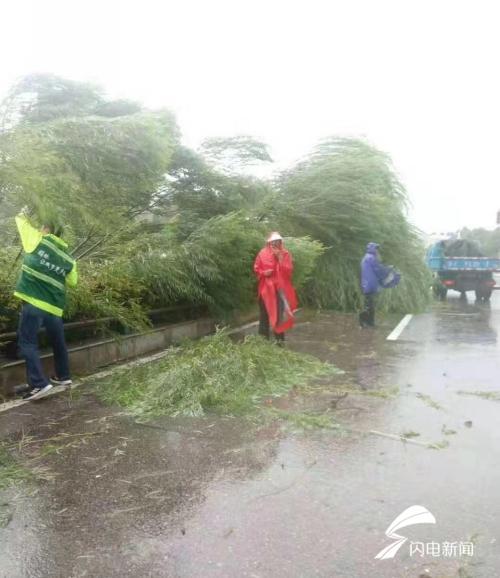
[482,289,492,302]
[434,286,447,301]
[475,289,492,302]
[432,280,448,301]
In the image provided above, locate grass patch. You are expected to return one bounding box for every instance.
[427,439,450,450]
[267,408,342,431]
[0,443,33,490]
[457,390,500,401]
[415,392,443,410]
[97,331,340,419]
[0,431,95,491]
[359,387,399,399]
[401,430,420,439]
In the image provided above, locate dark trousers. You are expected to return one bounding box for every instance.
[18,303,71,388]
[359,294,376,327]
[258,298,285,342]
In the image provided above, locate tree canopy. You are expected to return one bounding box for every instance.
[0,73,429,331]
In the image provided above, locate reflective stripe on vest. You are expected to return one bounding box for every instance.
[39,238,74,264]
[21,265,66,291]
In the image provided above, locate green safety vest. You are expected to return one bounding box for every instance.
[15,236,76,317]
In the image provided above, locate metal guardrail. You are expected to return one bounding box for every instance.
[0,316,217,398]
[0,305,207,361]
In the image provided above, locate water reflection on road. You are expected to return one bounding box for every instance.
[1,294,500,577]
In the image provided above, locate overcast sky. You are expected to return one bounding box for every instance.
[2,0,499,233]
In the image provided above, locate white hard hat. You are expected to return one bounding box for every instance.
[267,231,283,242]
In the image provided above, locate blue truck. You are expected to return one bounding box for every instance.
[426,239,500,301]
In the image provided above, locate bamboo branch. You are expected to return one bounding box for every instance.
[70,225,97,256]
[75,234,110,260]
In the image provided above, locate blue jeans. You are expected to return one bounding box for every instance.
[18,303,70,388]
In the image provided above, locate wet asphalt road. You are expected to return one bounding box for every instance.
[1,294,500,578]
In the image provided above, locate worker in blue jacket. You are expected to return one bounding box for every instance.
[359,242,399,327]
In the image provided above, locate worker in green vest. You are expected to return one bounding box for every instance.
[14,210,78,400]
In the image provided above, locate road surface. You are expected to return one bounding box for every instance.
[1,294,499,578]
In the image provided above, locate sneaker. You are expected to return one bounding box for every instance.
[50,376,73,386]
[23,384,53,400]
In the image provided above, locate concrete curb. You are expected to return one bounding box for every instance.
[0,317,216,399]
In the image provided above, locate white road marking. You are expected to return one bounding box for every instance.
[386,314,413,341]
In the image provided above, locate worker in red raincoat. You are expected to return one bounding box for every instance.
[253,232,298,343]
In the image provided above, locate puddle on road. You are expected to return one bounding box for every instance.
[0,392,288,577]
[2,306,500,577]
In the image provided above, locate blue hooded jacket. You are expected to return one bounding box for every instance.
[360,242,392,295]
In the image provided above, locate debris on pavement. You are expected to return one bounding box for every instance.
[415,392,443,410]
[457,390,500,401]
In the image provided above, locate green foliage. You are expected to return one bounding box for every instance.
[65,213,322,326]
[460,226,500,257]
[0,443,32,489]
[199,135,272,173]
[281,236,326,299]
[376,266,431,313]
[0,74,430,332]
[415,392,443,410]
[457,390,500,401]
[0,247,22,331]
[98,330,338,419]
[0,73,179,264]
[94,99,142,118]
[273,137,430,312]
[0,73,104,128]
[0,111,179,250]
[125,243,210,310]
[65,259,150,329]
[1,74,141,128]
[165,146,271,238]
[183,212,265,315]
[267,408,341,430]
[172,214,323,316]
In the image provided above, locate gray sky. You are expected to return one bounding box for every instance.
[2,0,499,233]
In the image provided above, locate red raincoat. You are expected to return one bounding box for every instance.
[253,245,298,333]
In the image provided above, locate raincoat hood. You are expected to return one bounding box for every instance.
[366,242,379,255]
[360,243,398,294]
